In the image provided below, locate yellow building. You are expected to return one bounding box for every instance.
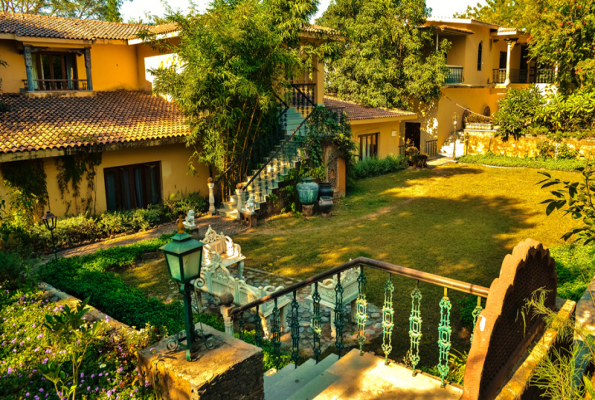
[0,13,333,218]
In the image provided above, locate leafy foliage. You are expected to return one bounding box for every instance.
[0,0,130,21]
[319,0,451,109]
[534,89,595,132]
[550,243,595,301]
[459,153,586,171]
[141,0,327,173]
[538,161,595,244]
[0,250,33,289]
[493,86,545,141]
[349,155,407,180]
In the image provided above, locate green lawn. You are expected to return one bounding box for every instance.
[233,164,583,368]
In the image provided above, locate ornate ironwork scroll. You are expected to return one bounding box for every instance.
[470,296,483,344]
[409,281,422,375]
[438,288,452,388]
[334,272,345,358]
[382,274,395,365]
[272,299,282,369]
[290,291,300,367]
[356,266,368,356]
[312,282,322,363]
[255,305,263,347]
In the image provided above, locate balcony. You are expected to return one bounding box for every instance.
[23,79,89,91]
[492,69,555,84]
[445,65,463,84]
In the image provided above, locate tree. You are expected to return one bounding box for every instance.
[0,0,130,22]
[142,0,324,174]
[454,0,595,91]
[318,0,451,110]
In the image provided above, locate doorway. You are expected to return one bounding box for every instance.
[405,123,421,150]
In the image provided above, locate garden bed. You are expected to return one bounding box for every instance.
[458,153,587,172]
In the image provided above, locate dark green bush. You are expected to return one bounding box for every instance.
[0,250,33,288]
[459,295,485,330]
[458,153,585,172]
[350,155,407,180]
[494,86,545,141]
[550,244,595,302]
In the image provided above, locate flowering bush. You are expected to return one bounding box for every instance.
[0,284,157,399]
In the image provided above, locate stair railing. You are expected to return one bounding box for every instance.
[213,97,290,202]
[230,256,488,387]
[240,85,317,192]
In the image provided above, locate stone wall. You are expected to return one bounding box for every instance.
[466,130,595,158]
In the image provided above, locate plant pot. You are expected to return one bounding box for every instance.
[297,177,319,205]
[319,196,333,214]
[318,182,334,200]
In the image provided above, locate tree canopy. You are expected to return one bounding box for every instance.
[318,0,451,109]
[0,0,129,22]
[143,0,326,173]
[455,0,595,91]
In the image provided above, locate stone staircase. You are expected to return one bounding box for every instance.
[438,131,466,158]
[264,349,463,400]
[216,107,310,219]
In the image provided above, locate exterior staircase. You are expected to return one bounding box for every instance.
[264,349,463,400]
[216,106,310,219]
[438,131,466,158]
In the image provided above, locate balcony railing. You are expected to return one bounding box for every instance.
[492,69,555,84]
[23,79,89,91]
[445,66,463,84]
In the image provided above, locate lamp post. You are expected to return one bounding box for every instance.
[42,210,58,260]
[160,216,213,361]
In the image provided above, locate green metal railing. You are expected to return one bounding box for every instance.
[232,257,489,387]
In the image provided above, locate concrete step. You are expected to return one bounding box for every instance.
[264,362,301,393]
[292,349,462,400]
[266,355,339,400]
[216,208,238,218]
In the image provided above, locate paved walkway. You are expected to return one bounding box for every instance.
[39,214,247,262]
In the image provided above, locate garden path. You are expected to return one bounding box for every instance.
[39,214,246,263]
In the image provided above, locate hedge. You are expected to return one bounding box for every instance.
[458,153,586,172]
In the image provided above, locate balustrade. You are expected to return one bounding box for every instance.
[232,257,488,385]
[23,79,88,91]
[425,140,438,158]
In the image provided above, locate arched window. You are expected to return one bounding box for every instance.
[477,42,483,71]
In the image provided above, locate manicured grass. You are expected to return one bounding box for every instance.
[233,164,583,368]
[459,153,586,171]
[551,244,595,302]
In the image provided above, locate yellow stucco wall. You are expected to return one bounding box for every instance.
[0,143,210,218]
[352,119,404,160]
[0,39,27,93]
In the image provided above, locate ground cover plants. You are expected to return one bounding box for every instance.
[458,153,585,171]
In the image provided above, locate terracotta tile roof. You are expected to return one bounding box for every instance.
[323,97,416,121]
[148,23,179,35]
[0,91,189,154]
[0,12,151,40]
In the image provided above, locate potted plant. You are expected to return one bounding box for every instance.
[418,152,429,168]
[405,140,420,168]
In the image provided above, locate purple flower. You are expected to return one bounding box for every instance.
[7,367,12,374]
[91,374,94,378]
[39,388,44,393]
[80,373,84,378]
[37,334,43,339]
[106,316,110,323]
[25,393,29,397]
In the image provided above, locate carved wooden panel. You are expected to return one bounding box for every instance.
[462,239,557,400]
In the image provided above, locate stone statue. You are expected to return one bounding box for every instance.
[245,194,255,213]
[183,210,196,230]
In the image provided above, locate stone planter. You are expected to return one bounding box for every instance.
[297,177,319,205]
[467,122,493,130]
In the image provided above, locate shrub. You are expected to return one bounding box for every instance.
[550,244,595,302]
[556,143,578,160]
[458,153,585,172]
[494,86,545,141]
[465,113,492,124]
[0,250,33,289]
[350,155,407,180]
[534,89,595,132]
[459,295,485,330]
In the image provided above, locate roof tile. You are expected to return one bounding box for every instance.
[323,97,415,121]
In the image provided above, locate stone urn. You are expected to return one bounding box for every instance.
[297,177,319,205]
[319,196,333,215]
[318,182,334,200]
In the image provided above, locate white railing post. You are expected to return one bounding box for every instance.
[208,177,216,216]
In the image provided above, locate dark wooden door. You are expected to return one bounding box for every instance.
[405,123,421,150]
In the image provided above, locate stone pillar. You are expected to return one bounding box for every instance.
[236,184,243,221]
[23,45,34,91]
[504,40,516,86]
[219,292,235,336]
[138,324,264,400]
[208,177,216,215]
[238,260,245,281]
[83,47,93,91]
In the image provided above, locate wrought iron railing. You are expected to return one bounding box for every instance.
[445,66,463,84]
[240,84,317,191]
[425,140,438,158]
[23,79,88,91]
[492,69,555,84]
[231,257,489,387]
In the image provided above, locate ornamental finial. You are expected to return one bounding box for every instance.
[177,216,185,234]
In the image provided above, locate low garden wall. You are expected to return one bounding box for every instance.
[466,130,595,158]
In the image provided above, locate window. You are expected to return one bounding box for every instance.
[477,42,482,71]
[359,133,378,161]
[31,51,81,91]
[104,162,161,211]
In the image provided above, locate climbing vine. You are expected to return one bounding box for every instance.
[0,159,48,218]
[55,153,102,214]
